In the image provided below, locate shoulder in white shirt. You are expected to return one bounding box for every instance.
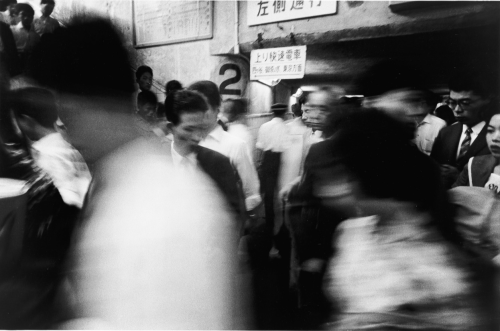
[200,125,261,211]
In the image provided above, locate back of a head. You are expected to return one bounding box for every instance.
[270,103,287,117]
[165,80,183,95]
[40,0,55,5]
[222,98,247,122]
[165,89,208,125]
[137,90,157,108]
[28,14,136,104]
[187,80,221,110]
[332,108,434,208]
[11,87,58,128]
[136,65,153,81]
[15,2,33,16]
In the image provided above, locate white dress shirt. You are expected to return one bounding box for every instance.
[256,117,288,152]
[415,114,446,155]
[170,141,198,173]
[10,21,40,54]
[456,121,485,159]
[227,122,254,159]
[31,132,91,208]
[200,125,261,211]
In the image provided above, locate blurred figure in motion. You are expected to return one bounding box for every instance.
[368,88,446,155]
[431,69,493,188]
[279,93,352,328]
[322,109,495,330]
[10,87,91,209]
[32,0,60,36]
[165,89,243,228]
[28,14,241,329]
[10,3,39,69]
[220,98,254,159]
[256,103,288,256]
[188,80,261,215]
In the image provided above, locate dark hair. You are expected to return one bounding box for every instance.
[28,14,136,100]
[165,90,208,125]
[15,3,34,16]
[40,0,55,4]
[291,103,302,117]
[137,90,157,108]
[449,68,493,98]
[187,80,221,110]
[135,65,153,81]
[165,80,182,95]
[10,87,58,128]
[222,98,247,122]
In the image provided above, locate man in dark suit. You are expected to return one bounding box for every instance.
[165,89,243,224]
[431,70,494,188]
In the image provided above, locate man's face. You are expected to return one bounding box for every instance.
[19,10,33,29]
[302,91,330,130]
[40,3,54,17]
[138,102,157,123]
[137,72,152,92]
[449,90,489,127]
[171,111,206,153]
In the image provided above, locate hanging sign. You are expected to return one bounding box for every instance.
[247,0,337,26]
[211,55,249,100]
[250,46,307,80]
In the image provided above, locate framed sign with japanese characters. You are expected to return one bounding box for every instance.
[247,0,337,26]
[132,0,213,48]
[250,46,307,80]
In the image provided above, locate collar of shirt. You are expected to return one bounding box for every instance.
[462,121,485,135]
[171,141,197,169]
[206,124,224,143]
[270,117,284,124]
[417,113,432,127]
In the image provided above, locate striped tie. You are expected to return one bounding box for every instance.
[458,127,472,160]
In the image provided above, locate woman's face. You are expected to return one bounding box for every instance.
[486,114,500,158]
[138,72,152,91]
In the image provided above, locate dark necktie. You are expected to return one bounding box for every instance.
[458,127,472,159]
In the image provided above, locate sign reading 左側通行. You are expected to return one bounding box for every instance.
[247,0,337,26]
[250,46,306,80]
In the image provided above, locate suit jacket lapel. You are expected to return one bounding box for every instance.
[449,124,463,163]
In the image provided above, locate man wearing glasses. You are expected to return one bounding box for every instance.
[430,71,493,187]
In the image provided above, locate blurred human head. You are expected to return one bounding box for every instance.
[329,108,435,215]
[448,70,492,127]
[270,103,287,118]
[302,89,338,131]
[136,65,153,92]
[165,80,183,95]
[187,80,221,132]
[15,3,34,29]
[0,0,15,12]
[368,88,438,135]
[137,90,158,123]
[165,90,208,154]
[486,113,500,159]
[28,14,137,164]
[40,0,55,17]
[10,87,58,140]
[221,98,247,123]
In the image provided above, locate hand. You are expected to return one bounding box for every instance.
[279,176,301,201]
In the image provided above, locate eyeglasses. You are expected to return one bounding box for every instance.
[447,98,479,110]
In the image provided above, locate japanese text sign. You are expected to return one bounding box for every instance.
[250,46,307,80]
[247,0,337,26]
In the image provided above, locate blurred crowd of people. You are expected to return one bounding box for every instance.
[0,7,499,331]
